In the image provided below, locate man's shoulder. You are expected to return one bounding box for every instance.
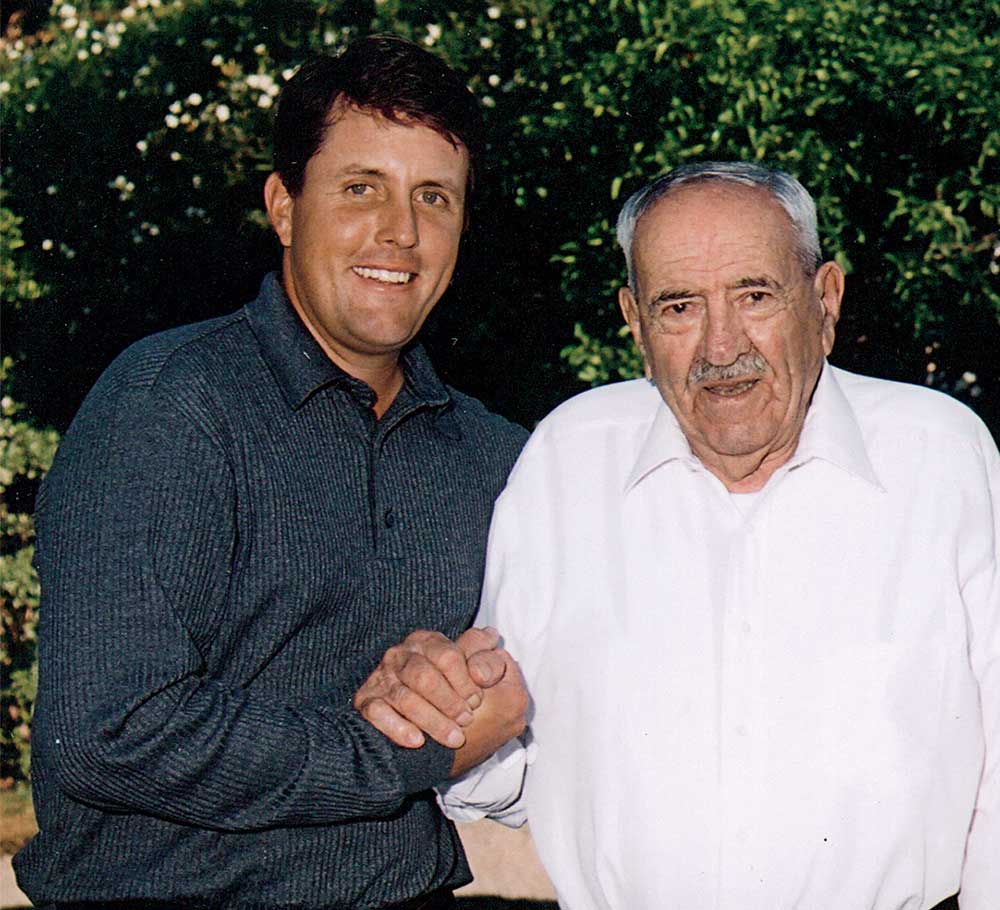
[69,309,253,441]
[530,379,659,443]
[834,367,991,446]
[105,310,251,390]
[444,387,530,461]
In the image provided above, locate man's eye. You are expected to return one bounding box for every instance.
[347,184,370,196]
[419,190,446,206]
[669,302,689,315]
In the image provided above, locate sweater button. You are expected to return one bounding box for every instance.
[383,507,395,528]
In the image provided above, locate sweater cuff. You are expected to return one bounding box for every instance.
[393,735,455,795]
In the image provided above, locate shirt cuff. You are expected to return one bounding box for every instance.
[435,737,532,827]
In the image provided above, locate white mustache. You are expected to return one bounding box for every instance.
[689,349,768,385]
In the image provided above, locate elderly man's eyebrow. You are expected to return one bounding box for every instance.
[650,287,698,304]
[733,275,782,290]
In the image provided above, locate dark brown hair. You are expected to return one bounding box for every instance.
[273,34,483,199]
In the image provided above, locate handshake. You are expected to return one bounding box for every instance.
[353,627,529,777]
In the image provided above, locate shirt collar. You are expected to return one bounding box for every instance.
[786,362,883,489]
[625,386,698,491]
[625,362,883,492]
[245,272,452,412]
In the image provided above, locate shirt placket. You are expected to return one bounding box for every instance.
[718,505,765,910]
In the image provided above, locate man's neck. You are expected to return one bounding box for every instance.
[283,288,405,418]
[326,350,405,419]
[696,439,800,493]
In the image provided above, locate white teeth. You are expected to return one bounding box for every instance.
[352,266,413,284]
[708,380,756,396]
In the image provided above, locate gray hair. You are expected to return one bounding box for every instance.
[615,161,822,292]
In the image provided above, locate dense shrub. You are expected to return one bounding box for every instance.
[3,0,998,432]
[1,0,998,783]
[0,357,58,786]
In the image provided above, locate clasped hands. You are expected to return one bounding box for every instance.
[354,627,528,777]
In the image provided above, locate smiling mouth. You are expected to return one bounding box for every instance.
[703,379,759,397]
[352,266,415,285]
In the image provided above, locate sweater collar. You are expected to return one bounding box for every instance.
[245,272,451,412]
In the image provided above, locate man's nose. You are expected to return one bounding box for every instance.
[375,196,418,248]
[703,300,750,365]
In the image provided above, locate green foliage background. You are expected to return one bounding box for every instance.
[2,0,999,784]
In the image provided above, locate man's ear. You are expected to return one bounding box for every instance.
[812,261,844,356]
[618,285,651,379]
[264,172,294,248]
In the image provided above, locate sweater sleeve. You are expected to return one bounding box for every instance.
[33,359,453,832]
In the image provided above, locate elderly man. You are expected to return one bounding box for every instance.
[17,35,527,910]
[377,162,999,909]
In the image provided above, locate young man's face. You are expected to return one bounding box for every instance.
[265,106,469,376]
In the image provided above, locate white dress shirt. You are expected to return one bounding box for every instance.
[439,365,1000,910]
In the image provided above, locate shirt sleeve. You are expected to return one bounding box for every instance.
[32,363,452,832]
[959,421,1000,908]
[435,736,533,827]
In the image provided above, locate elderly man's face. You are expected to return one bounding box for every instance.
[619,183,843,486]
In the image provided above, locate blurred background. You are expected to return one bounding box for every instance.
[2,0,998,901]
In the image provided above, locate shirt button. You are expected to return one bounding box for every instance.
[383,507,395,528]
[735,724,748,736]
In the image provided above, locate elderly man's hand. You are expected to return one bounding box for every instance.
[449,650,528,777]
[353,627,508,749]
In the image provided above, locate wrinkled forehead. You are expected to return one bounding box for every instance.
[633,184,801,281]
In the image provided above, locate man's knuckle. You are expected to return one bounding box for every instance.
[410,662,440,691]
[386,682,410,705]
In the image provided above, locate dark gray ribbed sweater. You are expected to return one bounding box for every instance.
[15,273,528,908]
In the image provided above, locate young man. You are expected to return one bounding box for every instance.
[16,35,527,910]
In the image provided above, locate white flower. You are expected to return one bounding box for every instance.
[424,23,442,45]
[74,25,87,39]
[165,113,180,128]
[257,93,273,109]
[46,184,58,194]
[214,103,231,123]
[282,67,296,81]
[179,112,192,124]
[136,139,148,152]
[107,33,121,48]
[192,174,202,188]
[186,92,202,106]
[479,36,493,49]
[121,6,136,19]
[963,372,977,384]
[482,95,496,107]
[211,54,224,66]
[515,17,527,28]
[487,5,501,19]
[76,49,88,60]
[254,43,266,54]
[25,102,36,113]
[169,99,182,113]
[42,239,54,251]
[170,150,181,161]
[0,81,9,94]
[58,3,76,16]
[90,42,102,54]
[488,73,500,87]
